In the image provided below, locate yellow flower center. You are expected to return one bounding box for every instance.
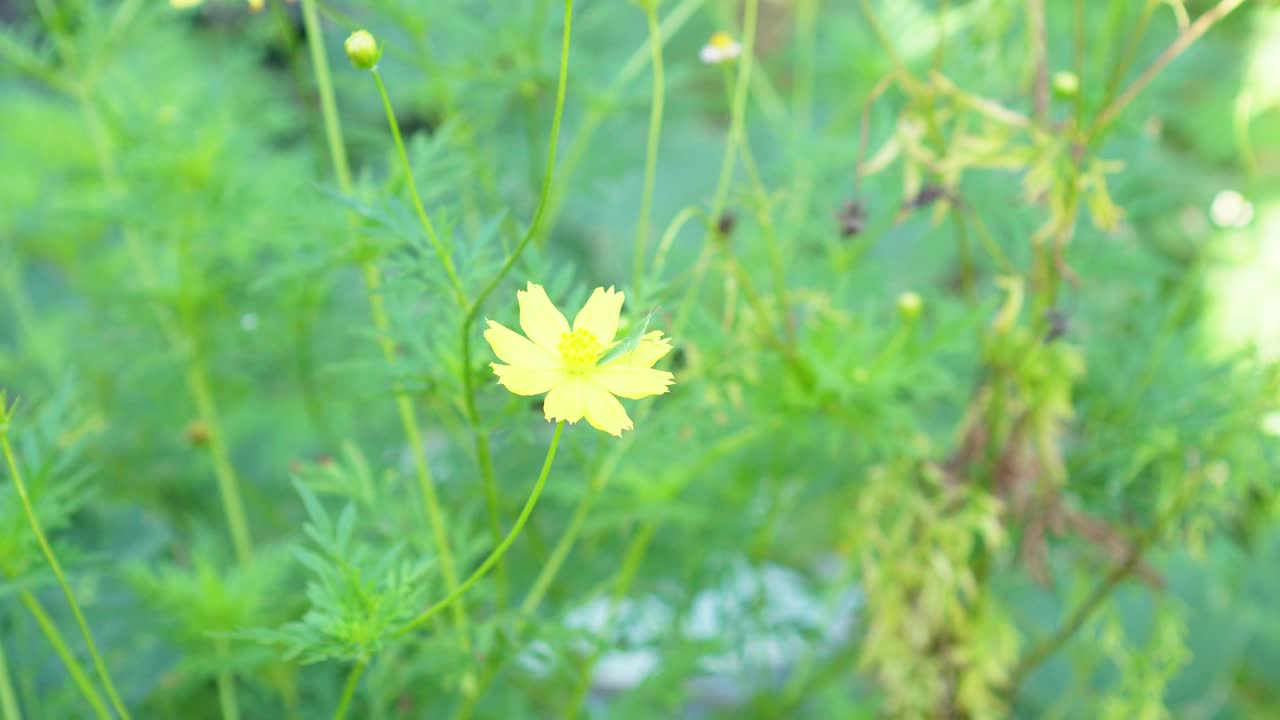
[558,328,602,374]
[709,31,735,50]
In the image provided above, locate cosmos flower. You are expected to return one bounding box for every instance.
[484,283,675,436]
[699,32,742,65]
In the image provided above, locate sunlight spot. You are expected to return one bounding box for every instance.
[1210,190,1255,229]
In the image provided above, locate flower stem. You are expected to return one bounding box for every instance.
[18,591,111,720]
[455,0,574,608]
[369,67,467,307]
[518,477,600,617]
[215,638,240,720]
[1087,0,1246,142]
[332,660,367,720]
[2,427,131,720]
[297,0,471,647]
[707,0,758,233]
[298,0,352,191]
[0,639,22,720]
[540,0,704,240]
[632,0,666,295]
[398,422,564,637]
[186,365,255,567]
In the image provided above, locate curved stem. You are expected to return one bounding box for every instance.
[369,68,467,306]
[398,422,564,636]
[332,660,367,720]
[297,0,471,648]
[632,0,666,295]
[518,480,599,617]
[18,591,111,720]
[2,431,131,720]
[460,0,573,323]
[455,0,574,606]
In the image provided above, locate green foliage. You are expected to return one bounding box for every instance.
[1,0,1279,718]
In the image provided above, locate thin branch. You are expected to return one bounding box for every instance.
[1027,0,1048,122]
[1090,0,1248,139]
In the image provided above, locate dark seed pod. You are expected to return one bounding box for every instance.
[716,211,737,237]
[670,347,688,371]
[1044,310,1069,343]
[903,184,947,211]
[836,200,868,237]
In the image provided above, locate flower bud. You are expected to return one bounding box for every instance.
[184,419,212,447]
[344,29,381,70]
[897,291,923,320]
[1051,71,1079,99]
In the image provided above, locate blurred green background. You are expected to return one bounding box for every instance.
[1,0,1279,718]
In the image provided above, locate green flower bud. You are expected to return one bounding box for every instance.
[897,291,923,320]
[344,29,381,70]
[1052,71,1080,99]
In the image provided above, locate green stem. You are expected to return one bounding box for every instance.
[539,0,704,237]
[215,638,240,720]
[369,68,467,306]
[737,136,791,338]
[1100,1,1155,108]
[855,0,920,90]
[707,0,758,231]
[632,0,666,295]
[297,0,471,647]
[298,0,352,191]
[332,660,367,720]
[518,480,600,617]
[454,0,573,611]
[2,431,131,720]
[186,366,255,566]
[1006,473,1199,696]
[18,591,111,720]
[0,639,21,720]
[398,422,564,636]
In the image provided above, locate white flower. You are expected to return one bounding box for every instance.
[699,32,742,65]
[1209,190,1254,229]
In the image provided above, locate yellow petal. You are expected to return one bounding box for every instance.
[543,378,633,435]
[573,286,625,346]
[604,331,673,369]
[589,366,674,400]
[518,282,570,351]
[582,382,633,436]
[543,377,589,424]
[491,364,564,396]
[484,320,560,368]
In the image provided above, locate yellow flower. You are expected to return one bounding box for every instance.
[484,283,675,436]
[169,0,204,8]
